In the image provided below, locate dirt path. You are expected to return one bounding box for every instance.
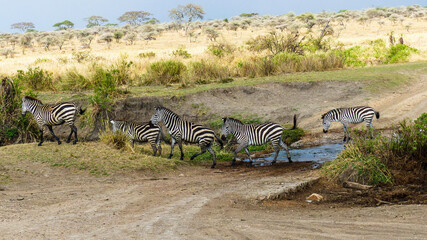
[1,163,426,239]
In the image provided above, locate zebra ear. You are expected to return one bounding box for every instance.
[222,117,226,123]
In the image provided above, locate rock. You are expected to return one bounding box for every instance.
[306,193,323,202]
[178,174,185,177]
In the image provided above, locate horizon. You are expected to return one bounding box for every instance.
[0,0,424,33]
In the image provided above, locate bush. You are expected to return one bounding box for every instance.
[138,52,156,58]
[385,44,417,64]
[186,60,230,84]
[207,42,235,57]
[109,54,134,85]
[172,48,191,58]
[282,127,304,145]
[15,67,54,91]
[322,114,427,186]
[59,68,91,91]
[72,51,92,63]
[89,68,121,110]
[143,60,187,85]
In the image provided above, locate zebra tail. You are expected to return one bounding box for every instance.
[375,111,380,119]
[79,107,86,115]
[214,134,224,150]
[287,114,297,130]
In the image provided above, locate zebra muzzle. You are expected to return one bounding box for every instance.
[220,135,227,141]
[323,129,328,133]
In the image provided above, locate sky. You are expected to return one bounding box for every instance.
[0,0,424,33]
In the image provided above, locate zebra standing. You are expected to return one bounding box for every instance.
[21,96,85,146]
[221,115,297,166]
[110,119,167,156]
[321,106,380,142]
[150,106,223,168]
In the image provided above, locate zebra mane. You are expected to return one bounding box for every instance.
[155,106,181,119]
[321,108,340,119]
[23,96,43,104]
[224,117,243,125]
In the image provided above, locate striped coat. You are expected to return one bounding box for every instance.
[110,120,165,156]
[150,106,223,168]
[321,106,380,142]
[221,115,297,166]
[22,96,84,146]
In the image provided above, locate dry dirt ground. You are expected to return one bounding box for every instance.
[1,74,426,239]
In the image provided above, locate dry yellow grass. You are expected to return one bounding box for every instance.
[0,18,426,78]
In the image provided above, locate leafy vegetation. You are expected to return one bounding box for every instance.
[322,114,427,185]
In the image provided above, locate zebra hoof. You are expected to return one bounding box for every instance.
[211,164,216,168]
[72,141,77,145]
[168,155,173,159]
[37,142,43,146]
[57,141,62,145]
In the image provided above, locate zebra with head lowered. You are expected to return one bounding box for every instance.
[21,96,85,146]
[150,106,223,168]
[221,115,297,166]
[110,119,167,156]
[321,106,380,142]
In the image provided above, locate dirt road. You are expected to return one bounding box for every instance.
[0,163,426,240]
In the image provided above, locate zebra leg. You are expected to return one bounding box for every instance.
[168,138,176,159]
[244,147,253,167]
[47,125,61,145]
[156,137,162,156]
[233,143,247,166]
[38,129,44,146]
[367,122,374,139]
[72,125,78,144]
[190,145,207,161]
[66,126,74,143]
[279,139,292,163]
[207,146,216,168]
[150,142,157,156]
[177,139,184,161]
[342,123,350,142]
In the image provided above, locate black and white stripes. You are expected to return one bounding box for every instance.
[110,120,164,156]
[321,106,380,142]
[221,115,297,166]
[150,106,223,168]
[21,96,85,146]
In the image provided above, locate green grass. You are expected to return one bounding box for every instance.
[37,61,427,103]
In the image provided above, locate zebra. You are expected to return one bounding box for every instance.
[321,106,380,142]
[150,106,223,168]
[221,115,297,166]
[21,96,85,146]
[110,119,168,156]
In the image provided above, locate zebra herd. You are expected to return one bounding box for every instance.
[21,96,380,168]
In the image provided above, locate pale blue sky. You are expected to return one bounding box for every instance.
[0,0,424,32]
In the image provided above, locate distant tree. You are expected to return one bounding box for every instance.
[19,34,33,54]
[53,20,74,30]
[40,35,58,51]
[11,22,35,32]
[104,23,119,27]
[113,31,124,43]
[239,13,258,18]
[85,16,108,28]
[205,28,219,41]
[100,33,114,48]
[118,11,152,26]
[145,18,160,25]
[169,3,205,35]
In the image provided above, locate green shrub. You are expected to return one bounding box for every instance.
[72,51,92,63]
[143,60,187,85]
[59,68,91,91]
[282,127,304,145]
[172,48,191,58]
[340,46,367,67]
[15,67,54,91]
[322,114,427,186]
[186,60,230,84]
[138,52,156,58]
[89,68,120,110]
[385,44,417,64]
[109,54,134,85]
[207,42,235,57]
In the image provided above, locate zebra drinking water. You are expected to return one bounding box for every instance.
[321,106,380,142]
[221,115,297,166]
[150,106,223,168]
[110,119,167,156]
[21,96,85,146]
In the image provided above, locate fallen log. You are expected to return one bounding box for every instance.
[343,181,373,190]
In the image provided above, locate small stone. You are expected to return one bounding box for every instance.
[17,197,24,201]
[306,193,323,202]
[178,174,185,177]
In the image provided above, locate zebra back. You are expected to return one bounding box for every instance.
[111,120,161,142]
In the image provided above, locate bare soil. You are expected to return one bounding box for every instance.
[0,75,426,239]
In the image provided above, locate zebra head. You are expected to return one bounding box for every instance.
[21,96,42,116]
[321,112,332,133]
[110,120,126,133]
[150,107,164,125]
[221,117,242,140]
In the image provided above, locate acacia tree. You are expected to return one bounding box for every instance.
[85,16,108,28]
[11,22,35,32]
[53,20,74,30]
[118,11,152,26]
[169,3,205,36]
